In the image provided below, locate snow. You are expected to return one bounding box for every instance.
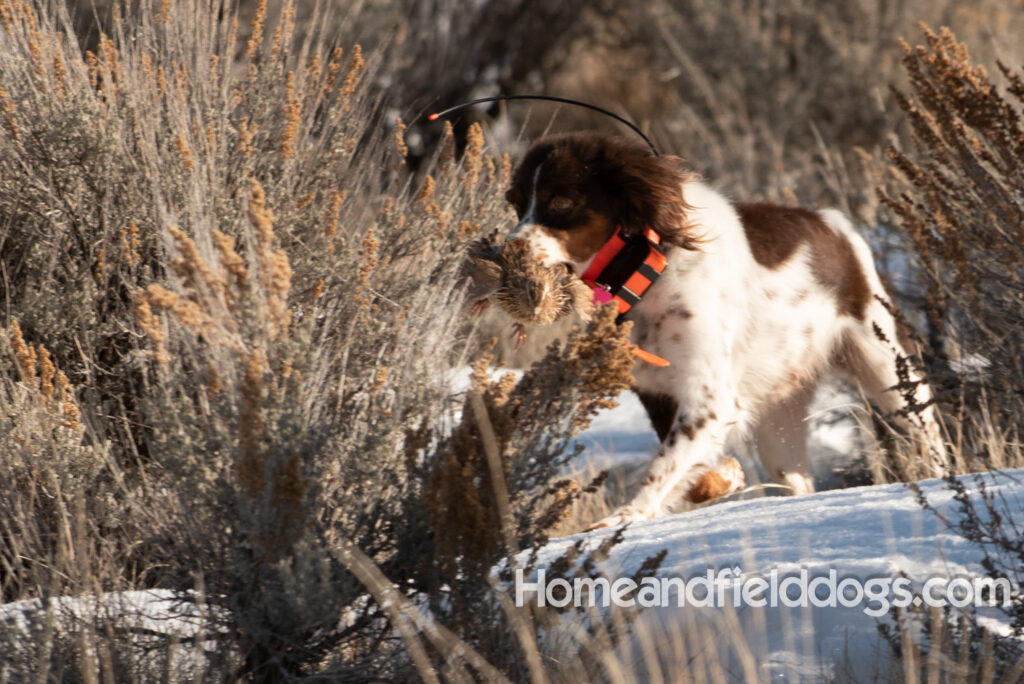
[0,589,227,676]
[516,386,1024,680]
[504,378,1021,679]
[572,390,661,472]
[0,589,222,636]
[436,366,1022,677]
[511,470,1023,679]
[434,362,1013,676]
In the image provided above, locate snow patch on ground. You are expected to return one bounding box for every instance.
[451,364,1020,676]
[572,390,661,473]
[7,367,1004,679]
[0,589,227,676]
[513,469,1024,680]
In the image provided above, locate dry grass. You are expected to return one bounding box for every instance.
[864,26,1024,680]
[857,24,1024,486]
[0,0,511,677]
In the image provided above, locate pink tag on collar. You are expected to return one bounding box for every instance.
[591,284,613,304]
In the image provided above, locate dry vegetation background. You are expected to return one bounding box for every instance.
[0,0,1022,680]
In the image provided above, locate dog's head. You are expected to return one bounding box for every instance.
[504,132,695,273]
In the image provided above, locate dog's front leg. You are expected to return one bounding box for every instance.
[586,388,740,530]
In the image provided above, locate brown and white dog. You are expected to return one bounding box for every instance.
[503,132,946,529]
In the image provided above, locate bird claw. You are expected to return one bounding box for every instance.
[511,322,527,351]
[471,299,490,317]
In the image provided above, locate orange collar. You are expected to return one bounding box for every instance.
[582,227,670,367]
[582,226,660,283]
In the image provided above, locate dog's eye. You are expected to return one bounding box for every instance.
[549,196,574,214]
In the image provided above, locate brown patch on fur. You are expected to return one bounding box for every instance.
[506,133,700,250]
[677,414,710,441]
[547,209,615,262]
[642,473,665,486]
[686,457,745,503]
[666,305,692,319]
[737,203,871,320]
[635,391,678,442]
[687,472,731,503]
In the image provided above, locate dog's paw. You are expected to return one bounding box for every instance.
[584,505,656,532]
[685,457,746,504]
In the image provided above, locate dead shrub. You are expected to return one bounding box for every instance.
[881,25,1024,462]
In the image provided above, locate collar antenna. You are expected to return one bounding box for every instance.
[428,95,659,156]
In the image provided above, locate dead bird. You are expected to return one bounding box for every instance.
[463,234,594,348]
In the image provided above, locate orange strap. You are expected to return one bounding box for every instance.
[629,344,670,367]
[581,231,628,283]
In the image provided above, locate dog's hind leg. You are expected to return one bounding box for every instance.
[838,320,947,478]
[818,209,947,477]
[754,384,816,495]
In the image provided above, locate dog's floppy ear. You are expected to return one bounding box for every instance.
[613,154,697,249]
